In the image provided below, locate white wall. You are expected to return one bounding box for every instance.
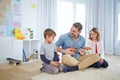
[0,37,13,63]
[21,0,39,39]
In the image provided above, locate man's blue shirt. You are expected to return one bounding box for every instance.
[56,32,86,59]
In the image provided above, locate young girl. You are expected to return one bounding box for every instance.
[87,27,108,68]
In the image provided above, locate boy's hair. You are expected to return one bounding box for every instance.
[44,28,56,39]
[73,22,83,31]
[89,27,100,41]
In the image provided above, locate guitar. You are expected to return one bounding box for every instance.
[66,47,91,55]
[66,48,79,52]
[67,47,91,52]
[66,48,80,56]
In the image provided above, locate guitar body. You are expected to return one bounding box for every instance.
[66,47,92,55]
[66,48,76,52]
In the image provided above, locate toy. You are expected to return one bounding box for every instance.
[30,49,39,60]
[7,58,21,65]
[12,28,25,40]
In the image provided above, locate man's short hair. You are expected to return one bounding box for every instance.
[73,22,83,31]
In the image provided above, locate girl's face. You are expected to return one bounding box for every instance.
[46,35,55,43]
[90,31,97,40]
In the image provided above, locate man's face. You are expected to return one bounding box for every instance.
[70,26,80,38]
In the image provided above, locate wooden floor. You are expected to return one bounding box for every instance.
[0,61,42,80]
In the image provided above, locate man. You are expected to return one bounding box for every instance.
[56,22,99,72]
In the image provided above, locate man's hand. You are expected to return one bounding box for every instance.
[64,48,75,55]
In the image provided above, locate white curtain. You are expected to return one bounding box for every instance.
[85,0,119,55]
[37,0,58,43]
[115,2,120,55]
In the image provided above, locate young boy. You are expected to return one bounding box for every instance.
[40,28,64,74]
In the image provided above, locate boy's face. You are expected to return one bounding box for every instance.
[46,35,55,43]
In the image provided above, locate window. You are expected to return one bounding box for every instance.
[56,0,85,39]
[76,3,85,37]
[57,1,73,36]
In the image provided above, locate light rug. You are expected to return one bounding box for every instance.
[31,55,120,80]
[31,67,120,80]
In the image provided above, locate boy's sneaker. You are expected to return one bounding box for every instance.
[58,64,68,73]
[40,67,44,72]
[63,66,68,73]
[59,64,64,72]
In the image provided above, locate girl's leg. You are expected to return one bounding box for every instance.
[90,61,101,68]
[101,59,109,68]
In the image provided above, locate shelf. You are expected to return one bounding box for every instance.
[23,39,40,41]
[12,39,40,63]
